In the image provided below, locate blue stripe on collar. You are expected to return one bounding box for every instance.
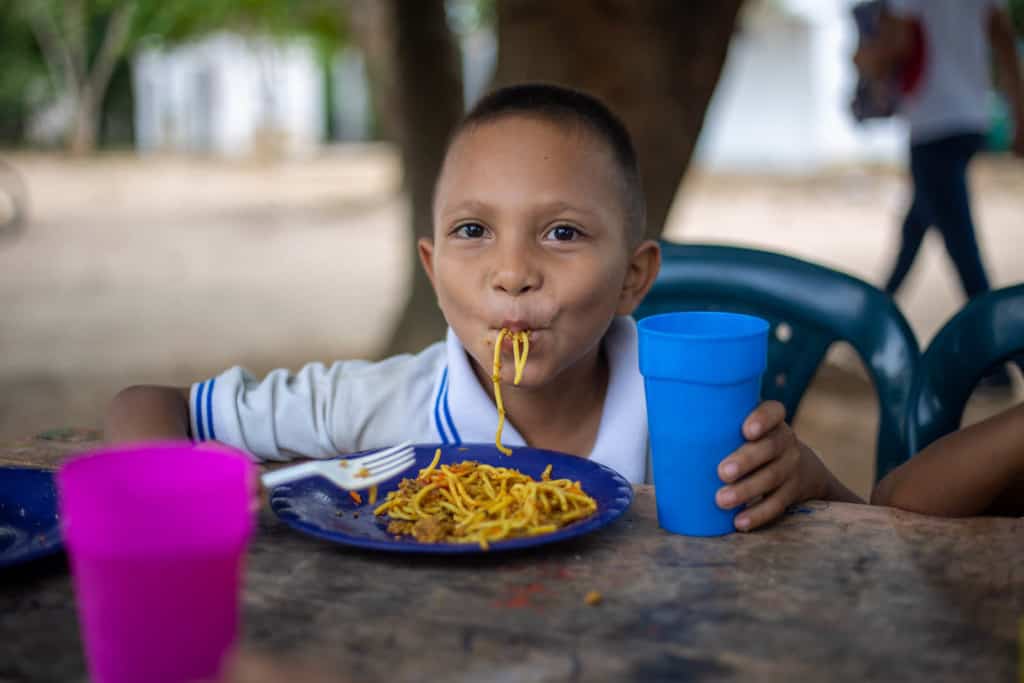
[442,372,461,445]
[194,381,207,441]
[205,377,217,441]
[433,368,450,444]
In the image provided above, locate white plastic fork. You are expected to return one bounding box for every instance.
[260,442,417,492]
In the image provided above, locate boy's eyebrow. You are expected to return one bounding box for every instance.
[439,198,603,220]
[438,199,492,218]
[533,199,602,218]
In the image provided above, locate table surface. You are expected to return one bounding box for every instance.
[1,430,1022,683]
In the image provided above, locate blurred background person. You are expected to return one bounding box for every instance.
[855,0,1024,310]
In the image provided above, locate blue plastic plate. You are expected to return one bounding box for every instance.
[0,467,63,568]
[269,444,633,554]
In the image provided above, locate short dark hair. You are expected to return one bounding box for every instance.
[447,82,646,244]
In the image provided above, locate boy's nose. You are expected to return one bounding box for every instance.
[491,251,541,296]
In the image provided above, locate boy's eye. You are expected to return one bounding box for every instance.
[454,223,486,239]
[545,224,581,242]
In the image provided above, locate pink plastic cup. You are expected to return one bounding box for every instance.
[57,442,257,683]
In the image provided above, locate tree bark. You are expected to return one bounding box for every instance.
[69,87,97,156]
[350,0,464,356]
[26,1,137,155]
[495,0,743,240]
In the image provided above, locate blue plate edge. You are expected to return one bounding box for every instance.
[0,467,64,569]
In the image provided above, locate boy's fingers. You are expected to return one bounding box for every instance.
[718,440,775,484]
[743,401,786,440]
[734,478,800,532]
[718,425,795,483]
[717,445,799,509]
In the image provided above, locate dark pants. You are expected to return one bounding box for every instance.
[884,132,990,298]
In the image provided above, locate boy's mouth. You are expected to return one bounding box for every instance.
[499,333,531,352]
[485,324,544,351]
[498,318,537,333]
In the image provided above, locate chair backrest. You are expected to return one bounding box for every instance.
[634,242,920,480]
[907,283,1024,453]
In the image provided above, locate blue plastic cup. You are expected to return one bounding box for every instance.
[638,311,768,536]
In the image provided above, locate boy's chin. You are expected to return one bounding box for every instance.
[471,355,548,388]
[496,370,542,387]
[504,363,558,389]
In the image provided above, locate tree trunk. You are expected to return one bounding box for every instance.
[26,1,137,156]
[495,0,743,240]
[350,0,464,356]
[69,89,98,155]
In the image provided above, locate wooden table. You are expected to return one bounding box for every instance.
[2,431,1022,682]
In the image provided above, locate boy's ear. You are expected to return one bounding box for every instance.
[418,237,437,290]
[616,240,661,316]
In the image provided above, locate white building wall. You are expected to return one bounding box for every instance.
[278,41,324,156]
[698,11,819,171]
[696,0,907,172]
[131,50,161,151]
[133,33,323,158]
[208,35,252,156]
[333,49,372,141]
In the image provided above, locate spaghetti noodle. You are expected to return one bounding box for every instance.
[373,455,597,550]
[492,328,530,455]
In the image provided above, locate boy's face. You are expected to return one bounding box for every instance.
[420,115,659,387]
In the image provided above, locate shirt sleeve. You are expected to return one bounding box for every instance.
[190,364,346,462]
[189,343,445,462]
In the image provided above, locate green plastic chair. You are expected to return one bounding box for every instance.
[907,283,1024,453]
[634,242,920,480]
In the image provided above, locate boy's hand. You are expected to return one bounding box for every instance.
[853,44,886,80]
[714,401,839,532]
[105,385,191,443]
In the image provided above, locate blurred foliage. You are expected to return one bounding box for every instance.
[134,0,348,54]
[0,4,51,142]
[1011,0,1024,35]
[0,0,350,147]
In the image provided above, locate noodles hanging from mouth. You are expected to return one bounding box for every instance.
[492,328,530,456]
[373,453,598,549]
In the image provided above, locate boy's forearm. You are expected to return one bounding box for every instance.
[105,385,192,443]
[822,473,864,504]
[872,404,1024,516]
[802,444,864,504]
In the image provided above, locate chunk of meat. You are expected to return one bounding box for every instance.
[410,515,453,543]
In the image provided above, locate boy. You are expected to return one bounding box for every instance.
[106,84,861,531]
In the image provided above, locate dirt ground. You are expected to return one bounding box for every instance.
[2,148,1021,499]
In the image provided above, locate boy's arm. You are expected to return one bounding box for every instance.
[803,447,863,504]
[853,8,915,80]
[871,403,1024,516]
[105,385,191,443]
[988,5,1024,157]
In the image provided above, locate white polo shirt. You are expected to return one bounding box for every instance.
[189,316,650,483]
